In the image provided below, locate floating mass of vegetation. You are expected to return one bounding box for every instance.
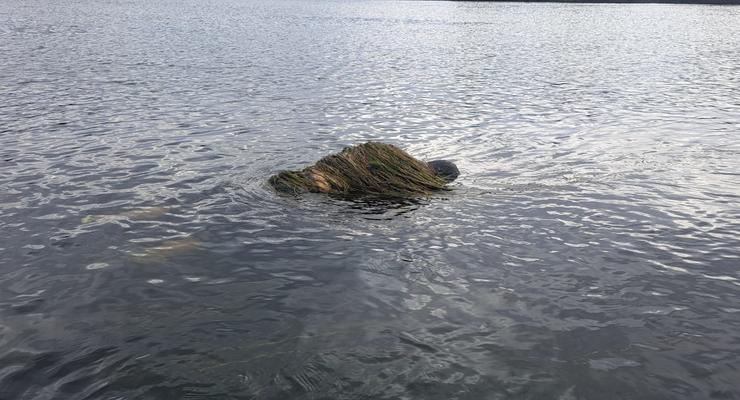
[269,142,452,198]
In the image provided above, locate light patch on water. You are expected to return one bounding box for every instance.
[649,260,690,274]
[506,254,540,262]
[122,207,170,220]
[131,236,200,261]
[343,229,373,237]
[701,274,737,282]
[404,294,431,310]
[426,282,458,295]
[205,278,236,285]
[589,358,641,371]
[16,289,45,298]
[430,308,447,318]
[35,213,67,220]
[80,215,97,224]
[81,207,170,225]
[642,306,688,315]
[85,262,109,270]
[271,272,314,282]
[147,279,164,284]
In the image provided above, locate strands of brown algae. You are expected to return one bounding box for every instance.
[130,236,201,263]
[78,207,201,262]
[81,206,170,224]
[268,142,448,197]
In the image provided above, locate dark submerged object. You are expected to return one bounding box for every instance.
[269,142,459,198]
[427,160,460,183]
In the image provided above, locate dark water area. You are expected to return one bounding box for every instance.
[1,0,739,399]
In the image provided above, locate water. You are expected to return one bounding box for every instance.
[1,0,739,398]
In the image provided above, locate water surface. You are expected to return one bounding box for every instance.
[1,1,739,399]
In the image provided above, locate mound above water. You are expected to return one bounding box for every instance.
[269,142,449,198]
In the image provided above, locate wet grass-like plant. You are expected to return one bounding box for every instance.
[269,142,449,198]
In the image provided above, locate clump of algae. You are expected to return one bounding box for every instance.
[269,142,448,198]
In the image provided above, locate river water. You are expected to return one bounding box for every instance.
[1,1,739,399]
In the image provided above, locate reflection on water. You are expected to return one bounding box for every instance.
[1,0,739,399]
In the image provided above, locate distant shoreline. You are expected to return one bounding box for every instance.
[451,0,740,4]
